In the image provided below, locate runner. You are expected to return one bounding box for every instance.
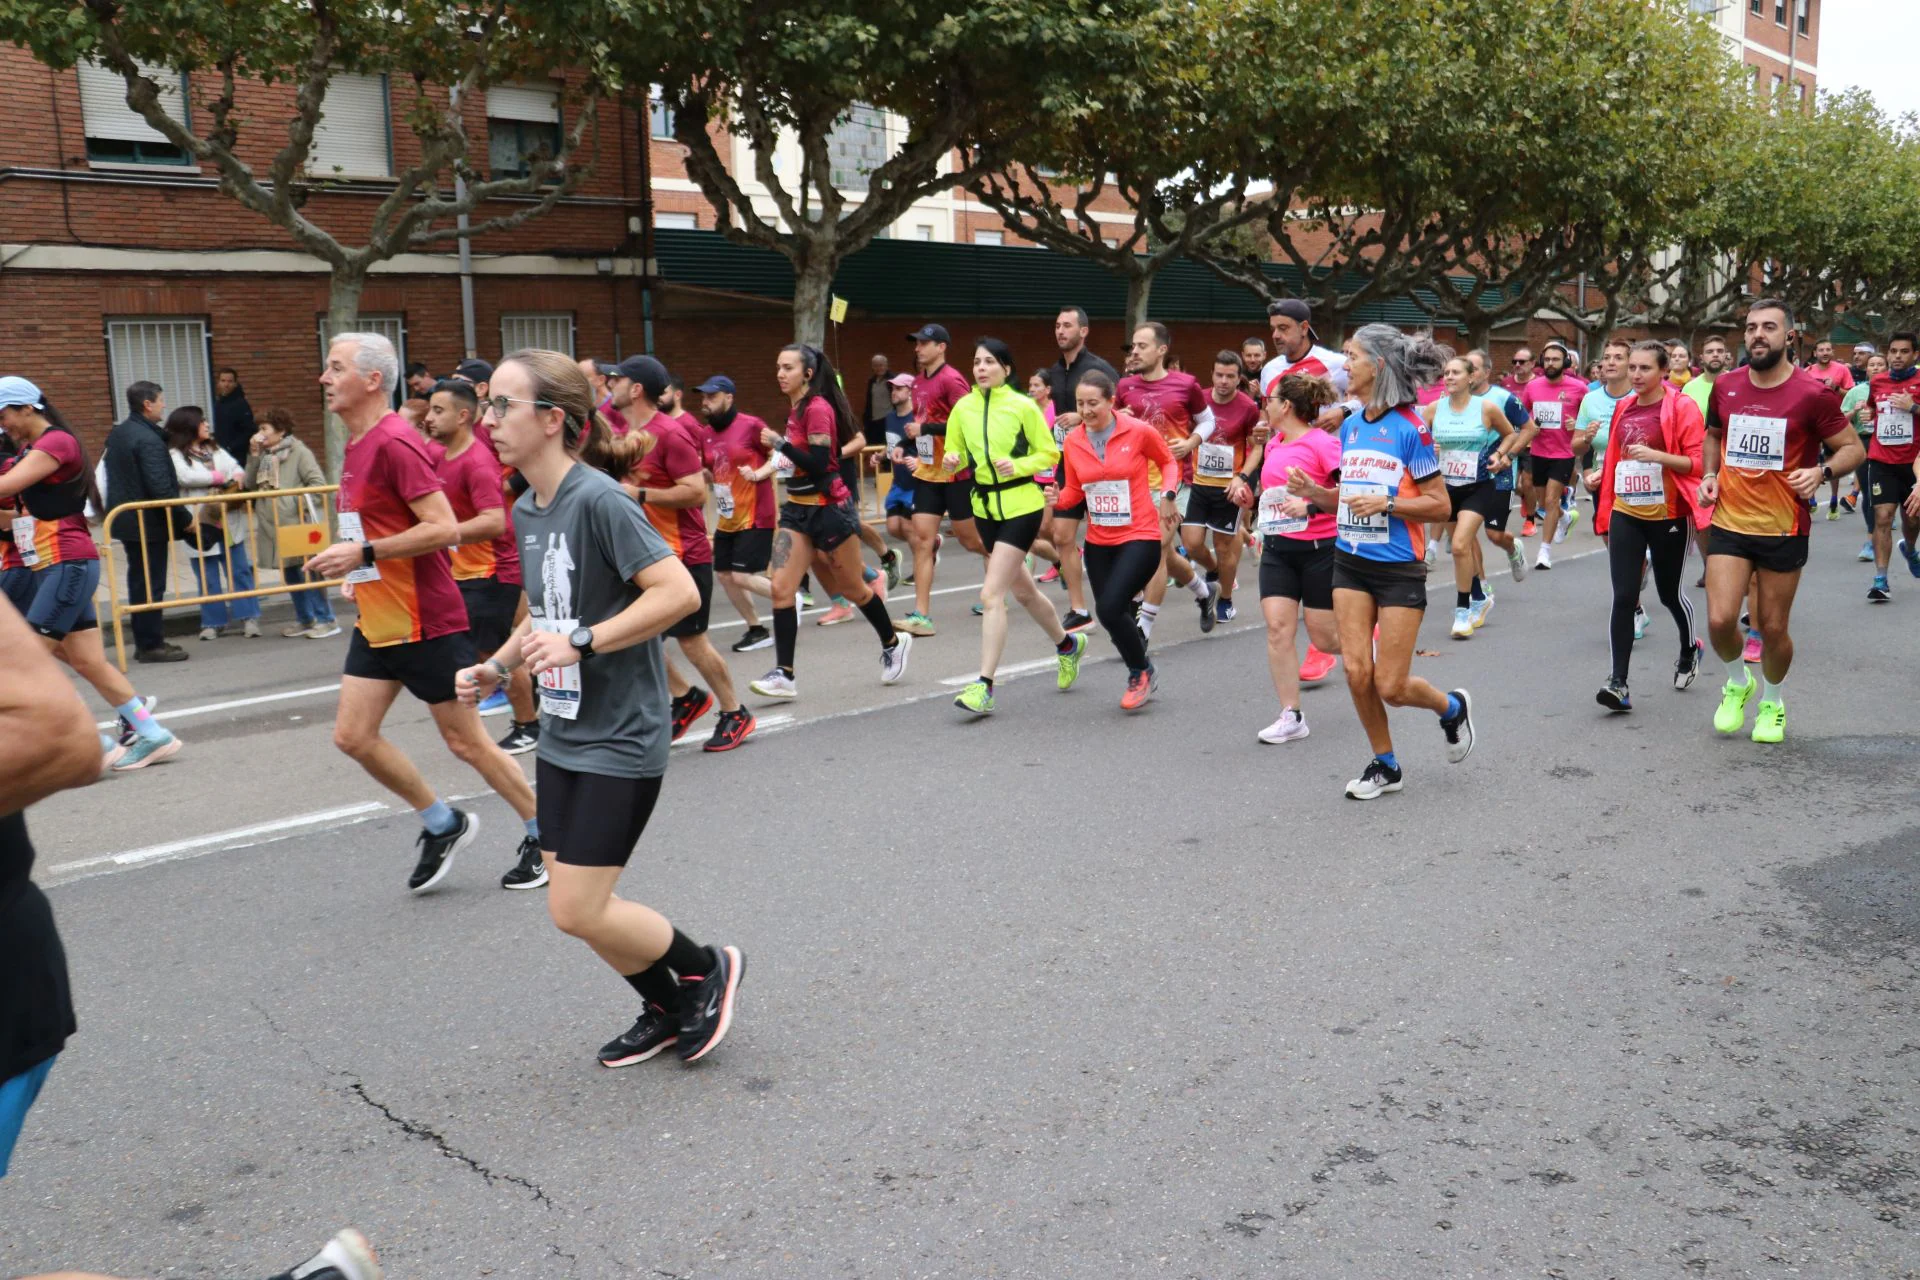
[1518,339,1587,565]
[1840,351,1886,554]
[1181,351,1261,624]
[899,323,982,636]
[939,338,1086,715]
[424,379,541,767]
[1116,322,1219,639]
[1226,371,1343,742]
[454,350,744,1069]
[1038,307,1113,632]
[608,356,754,752]
[1591,341,1707,711]
[301,333,542,893]
[881,372,922,581]
[1047,370,1176,710]
[1420,356,1523,638]
[1258,299,1350,414]
[1464,349,1535,582]
[1863,331,1920,603]
[1324,326,1475,798]
[0,378,182,771]
[695,375,778,652]
[1573,336,1633,526]
[1238,338,1268,394]
[746,344,912,699]
[1700,299,1863,742]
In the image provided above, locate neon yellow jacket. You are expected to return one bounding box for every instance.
[942,385,1059,521]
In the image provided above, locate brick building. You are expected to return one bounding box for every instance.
[1698,0,1820,101]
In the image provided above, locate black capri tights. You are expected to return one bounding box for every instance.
[1082,538,1164,675]
[1607,513,1695,684]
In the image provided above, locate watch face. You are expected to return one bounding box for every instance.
[570,628,593,651]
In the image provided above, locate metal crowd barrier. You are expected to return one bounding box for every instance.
[100,485,344,671]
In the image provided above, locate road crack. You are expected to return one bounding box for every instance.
[347,1082,554,1209]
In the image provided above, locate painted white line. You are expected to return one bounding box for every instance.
[52,801,390,879]
[706,578,986,631]
[940,657,1059,686]
[670,712,793,747]
[94,683,340,731]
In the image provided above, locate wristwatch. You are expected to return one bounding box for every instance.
[1385,494,1397,517]
[1821,464,1834,483]
[360,541,377,566]
[568,626,596,659]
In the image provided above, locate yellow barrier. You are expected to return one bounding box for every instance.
[100,486,345,671]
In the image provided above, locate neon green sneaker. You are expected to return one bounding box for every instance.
[1056,632,1089,691]
[953,680,994,716]
[1712,672,1755,735]
[1750,698,1786,744]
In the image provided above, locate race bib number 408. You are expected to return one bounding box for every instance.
[1724,414,1787,471]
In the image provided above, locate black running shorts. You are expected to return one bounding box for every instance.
[1331,551,1428,610]
[457,576,521,653]
[976,508,1046,554]
[1529,455,1576,488]
[712,527,773,574]
[535,758,663,868]
[1867,457,1917,511]
[780,498,861,553]
[1258,536,1335,609]
[665,562,714,639]
[344,628,475,704]
[1447,479,1506,523]
[1706,526,1809,575]
[913,478,976,522]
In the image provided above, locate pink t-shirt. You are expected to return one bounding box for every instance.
[1520,375,1587,460]
[1256,426,1343,541]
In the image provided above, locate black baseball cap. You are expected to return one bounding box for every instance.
[610,354,670,403]
[589,359,620,376]
[694,375,736,395]
[906,323,950,344]
[1264,298,1319,343]
[453,357,494,383]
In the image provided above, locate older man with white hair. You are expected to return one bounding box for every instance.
[303,333,542,895]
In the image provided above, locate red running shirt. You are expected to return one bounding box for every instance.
[438,435,521,586]
[1055,413,1177,546]
[634,415,714,566]
[338,413,467,646]
[1706,366,1848,538]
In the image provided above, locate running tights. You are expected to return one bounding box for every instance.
[1608,514,1694,683]
[1083,538,1163,674]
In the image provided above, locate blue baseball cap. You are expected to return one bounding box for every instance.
[694,375,735,395]
[0,376,45,409]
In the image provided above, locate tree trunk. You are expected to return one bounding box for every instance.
[791,246,834,348]
[322,267,368,480]
[1466,320,1492,352]
[1124,270,1154,334]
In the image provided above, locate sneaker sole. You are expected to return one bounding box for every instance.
[600,1036,678,1068]
[110,736,182,771]
[478,702,512,717]
[683,946,744,1063]
[499,738,539,756]
[1344,780,1403,800]
[1062,618,1097,633]
[731,637,775,652]
[1258,727,1309,744]
[1596,690,1630,712]
[1444,688,1475,764]
[410,815,476,895]
[501,868,549,891]
[749,683,798,700]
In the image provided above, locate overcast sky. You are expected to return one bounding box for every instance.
[1819,0,1920,121]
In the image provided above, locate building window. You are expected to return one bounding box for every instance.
[78,60,191,166]
[487,85,561,180]
[649,86,675,140]
[1795,80,1807,103]
[308,73,392,179]
[316,314,407,408]
[105,317,211,420]
[912,224,934,241]
[1774,0,1785,23]
[1772,73,1784,95]
[1687,0,1715,13]
[501,313,574,357]
[828,102,887,193]
[1749,0,1760,11]
[655,211,698,230]
[973,230,1004,246]
[1795,0,1808,34]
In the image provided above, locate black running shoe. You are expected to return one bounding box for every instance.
[1344,757,1403,800]
[1596,677,1631,712]
[702,708,757,753]
[677,944,745,1062]
[1439,688,1475,763]
[598,1003,678,1067]
[408,810,476,894]
[1674,639,1704,691]
[731,625,773,653]
[1197,579,1220,633]
[670,688,714,742]
[1061,609,1094,633]
[500,835,547,890]
[496,720,539,755]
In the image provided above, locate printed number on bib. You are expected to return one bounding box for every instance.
[916,434,937,465]
[531,617,582,720]
[774,452,795,479]
[334,511,381,583]
[1724,414,1787,471]
[1337,481,1390,544]
[1257,486,1308,536]
[714,487,736,521]
[1084,479,1132,528]
[1439,449,1480,484]
[1877,403,1914,447]
[10,516,39,567]
[1532,401,1564,430]
[1613,459,1665,503]
[1195,442,1236,480]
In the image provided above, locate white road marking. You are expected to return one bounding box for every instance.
[94,683,341,731]
[50,801,390,881]
[940,657,1059,686]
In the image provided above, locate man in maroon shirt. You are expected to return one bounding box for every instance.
[306,332,541,894]
[1863,330,1920,600]
[899,323,983,636]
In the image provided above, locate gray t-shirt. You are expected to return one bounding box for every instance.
[513,462,674,778]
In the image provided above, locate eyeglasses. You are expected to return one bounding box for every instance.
[486,395,554,418]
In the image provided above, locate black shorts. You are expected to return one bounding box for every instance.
[1332,550,1427,610]
[913,478,976,522]
[1867,457,1917,510]
[1529,455,1576,487]
[712,527,773,574]
[1182,484,1241,535]
[1258,536,1335,609]
[1054,501,1088,522]
[344,628,475,704]
[457,576,521,653]
[780,498,861,552]
[1706,526,1810,575]
[976,508,1046,554]
[23,560,100,641]
[1447,480,1506,523]
[535,758,663,868]
[665,561,714,639]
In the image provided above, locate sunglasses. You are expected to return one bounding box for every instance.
[486,394,555,418]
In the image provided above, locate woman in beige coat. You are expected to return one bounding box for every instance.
[245,408,339,637]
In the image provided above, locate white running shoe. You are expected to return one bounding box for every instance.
[1508,540,1528,581]
[1535,544,1553,571]
[880,631,913,684]
[749,669,796,700]
[1451,606,1473,639]
[1258,708,1310,744]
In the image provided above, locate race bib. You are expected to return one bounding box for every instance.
[1724,413,1787,471]
[1337,481,1390,544]
[1439,449,1480,484]
[1257,486,1308,536]
[1876,403,1914,447]
[1084,479,1132,528]
[1532,401,1564,430]
[1195,442,1236,480]
[774,452,795,479]
[916,434,937,465]
[531,616,581,720]
[1613,459,1666,503]
[714,487,735,521]
[11,516,39,567]
[334,511,381,583]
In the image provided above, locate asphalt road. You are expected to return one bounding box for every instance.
[5,514,1918,1279]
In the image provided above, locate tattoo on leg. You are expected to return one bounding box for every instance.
[771,530,794,571]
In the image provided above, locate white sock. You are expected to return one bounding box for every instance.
[1139,603,1159,638]
[1188,574,1211,600]
[1761,676,1784,704]
[1725,657,1750,684]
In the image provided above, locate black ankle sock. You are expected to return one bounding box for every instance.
[664,927,713,977]
[1457,591,1471,609]
[624,959,680,1010]
[1056,634,1076,654]
[979,675,994,689]
[774,605,799,671]
[857,592,897,645]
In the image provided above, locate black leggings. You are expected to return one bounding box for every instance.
[1607,513,1694,683]
[1082,538,1163,674]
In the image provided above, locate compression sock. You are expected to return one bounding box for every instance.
[1760,676,1784,705]
[856,592,897,645]
[623,959,681,1009]
[664,927,715,978]
[115,696,167,743]
[1443,693,1464,721]
[418,799,457,836]
[774,604,799,675]
[1470,575,1486,601]
[1188,574,1212,600]
[1376,751,1400,772]
[524,816,539,840]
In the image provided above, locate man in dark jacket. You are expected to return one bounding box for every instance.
[211,367,256,462]
[102,380,188,662]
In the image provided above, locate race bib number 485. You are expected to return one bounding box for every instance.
[1725,414,1787,471]
[1877,403,1914,447]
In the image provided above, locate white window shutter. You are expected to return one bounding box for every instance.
[78,60,187,142]
[308,73,391,178]
[486,85,559,123]
[500,313,575,357]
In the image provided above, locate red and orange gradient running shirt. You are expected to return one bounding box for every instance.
[338,413,467,647]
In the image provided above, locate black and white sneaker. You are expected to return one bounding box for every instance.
[731,625,773,653]
[280,1226,381,1280]
[1674,639,1704,691]
[500,835,547,890]
[677,944,745,1062]
[597,1004,678,1067]
[1439,688,1475,763]
[1197,579,1220,633]
[1596,677,1631,712]
[1344,757,1404,800]
[496,720,539,755]
[407,810,476,894]
[1061,609,1095,633]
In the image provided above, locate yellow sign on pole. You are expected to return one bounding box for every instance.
[829,295,849,325]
